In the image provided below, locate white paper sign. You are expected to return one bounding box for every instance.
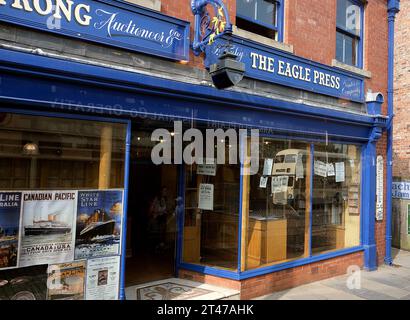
[259,176,268,188]
[335,162,345,182]
[314,160,327,177]
[296,154,304,179]
[271,176,289,193]
[198,183,214,211]
[376,155,384,220]
[263,158,274,176]
[86,255,120,300]
[327,163,335,177]
[197,159,216,176]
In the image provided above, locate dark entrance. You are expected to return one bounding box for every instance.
[125,123,179,287]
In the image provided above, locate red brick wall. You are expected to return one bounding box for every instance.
[179,251,363,299]
[393,0,410,179]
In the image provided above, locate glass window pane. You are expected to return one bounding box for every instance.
[244,137,310,270]
[0,113,126,190]
[337,0,361,35]
[311,143,361,255]
[257,0,277,26]
[336,31,358,66]
[182,125,240,271]
[237,0,256,21]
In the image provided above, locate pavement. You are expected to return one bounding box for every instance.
[255,248,410,300]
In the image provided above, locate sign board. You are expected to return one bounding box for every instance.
[376,156,384,221]
[393,181,410,199]
[206,36,364,103]
[0,0,190,61]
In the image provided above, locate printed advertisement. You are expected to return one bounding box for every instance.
[0,264,48,300]
[271,176,289,194]
[86,255,120,300]
[314,160,327,177]
[198,184,214,211]
[47,261,86,300]
[19,191,77,267]
[0,192,21,270]
[75,190,123,260]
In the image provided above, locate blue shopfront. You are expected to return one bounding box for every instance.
[0,0,387,300]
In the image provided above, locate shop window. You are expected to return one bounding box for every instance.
[242,137,310,270]
[336,0,363,67]
[0,113,126,190]
[311,143,361,255]
[236,0,282,41]
[182,127,240,271]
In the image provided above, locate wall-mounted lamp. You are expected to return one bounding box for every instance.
[23,142,39,156]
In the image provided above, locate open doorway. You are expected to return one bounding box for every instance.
[125,123,179,287]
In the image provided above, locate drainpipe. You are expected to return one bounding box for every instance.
[385,0,400,266]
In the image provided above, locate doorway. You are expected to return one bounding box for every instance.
[125,124,179,287]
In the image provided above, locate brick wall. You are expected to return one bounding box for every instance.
[179,251,364,299]
[393,0,410,180]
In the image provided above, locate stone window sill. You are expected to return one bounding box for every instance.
[124,0,161,11]
[331,59,372,78]
[232,26,293,54]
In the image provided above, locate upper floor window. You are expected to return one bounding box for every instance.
[336,0,363,68]
[236,0,283,41]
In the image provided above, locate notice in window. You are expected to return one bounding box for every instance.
[335,162,345,182]
[296,154,304,179]
[86,255,120,300]
[259,176,268,188]
[271,176,289,194]
[198,183,214,211]
[197,159,217,176]
[263,158,274,176]
[327,163,335,177]
[314,160,327,177]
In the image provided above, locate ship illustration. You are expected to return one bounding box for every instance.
[24,205,71,236]
[79,209,116,241]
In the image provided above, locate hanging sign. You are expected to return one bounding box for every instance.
[0,0,190,61]
[205,36,364,102]
[376,155,384,221]
[314,160,327,177]
[335,162,345,183]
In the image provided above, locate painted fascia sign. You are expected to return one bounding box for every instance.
[205,36,364,103]
[0,0,190,61]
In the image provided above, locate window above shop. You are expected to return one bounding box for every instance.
[335,0,364,68]
[236,0,283,41]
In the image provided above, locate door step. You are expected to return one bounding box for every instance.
[125,278,240,300]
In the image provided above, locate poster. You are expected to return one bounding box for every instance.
[335,162,345,183]
[75,190,123,260]
[271,176,289,193]
[19,191,77,267]
[0,192,21,270]
[263,158,274,176]
[259,176,268,188]
[296,154,304,179]
[47,261,85,300]
[198,184,214,211]
[314,160,327,177]
[86,255,120,300]
[0,264,48,300]
[327,163,335,177]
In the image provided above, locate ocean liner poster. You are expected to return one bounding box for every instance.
[0,192,22,270]
[46,261,85,300]
[75,190,123,260]
[19,191,77,267]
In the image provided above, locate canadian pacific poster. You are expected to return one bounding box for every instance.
[75,190,123,260]
[19,191,77,267]
[0,192,22,270]
[47,261,85,300]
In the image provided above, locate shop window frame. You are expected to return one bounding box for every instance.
[236,0,285,42]
[335,0,364,68]
[0,105,131,299]
[177,127,365,280]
